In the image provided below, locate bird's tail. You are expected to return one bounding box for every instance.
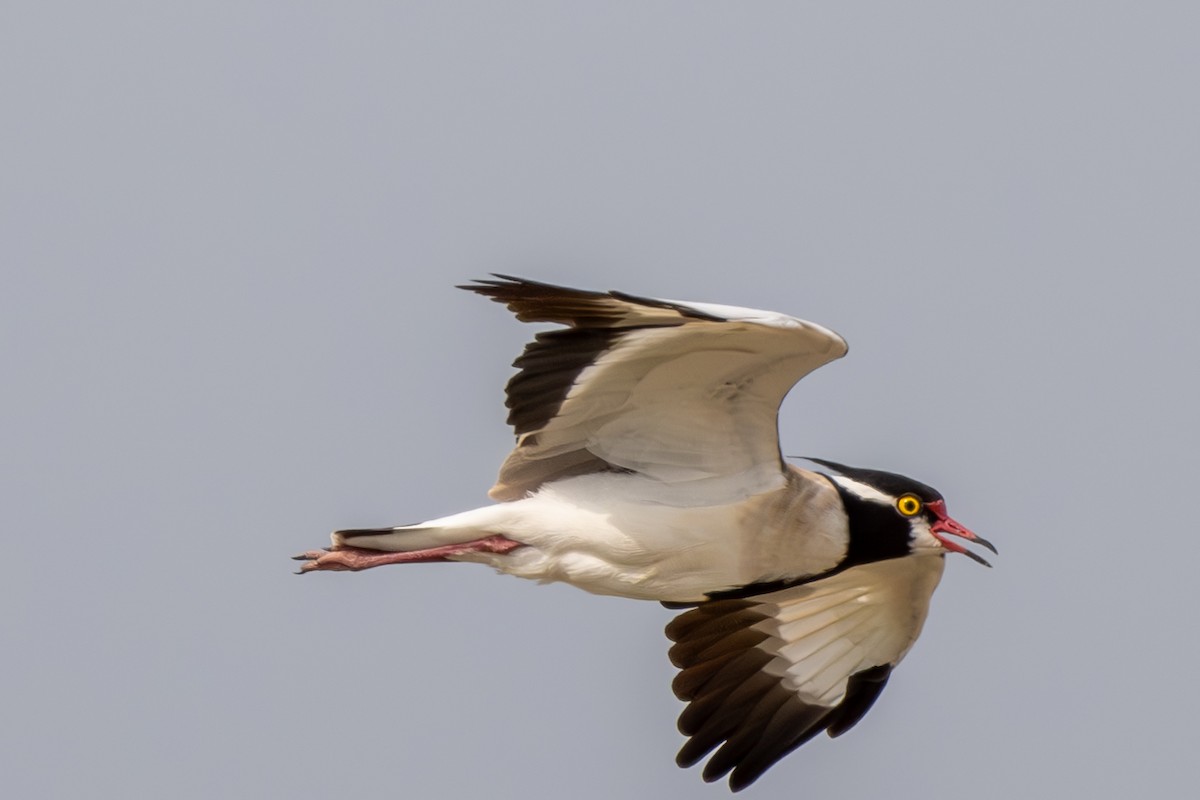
[334,500,532,550]
[331,525,425,550]
[295,505,526,573]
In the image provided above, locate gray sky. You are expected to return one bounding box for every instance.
[3,2,1198,798]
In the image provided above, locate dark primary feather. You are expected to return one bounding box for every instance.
[460,275,733,438]
[825,664,893,737]
[460,274,724,326]
[504,328,623,435]
[665,598,895,791]
[459,275,626,326]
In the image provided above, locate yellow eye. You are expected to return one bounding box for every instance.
[896,495,922,517]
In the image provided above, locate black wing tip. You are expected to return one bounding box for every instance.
[456,274,528,297]
[668,593,900,789]
[457,275,624,327]
[457,273,533,289]
[727,764,769,792]
[458,274,599,297]
[824,664,893,738]
[460,276,725,324]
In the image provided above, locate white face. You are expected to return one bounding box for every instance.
[905,515,945,555]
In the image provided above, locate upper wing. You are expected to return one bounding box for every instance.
[665,555,946,791]
[461,276,848,501]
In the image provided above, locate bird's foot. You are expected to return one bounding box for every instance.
[292,535,523,574]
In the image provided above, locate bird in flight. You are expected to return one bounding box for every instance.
[296,275,996,791]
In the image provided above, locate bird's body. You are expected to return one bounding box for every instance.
[326,465,848,602]
[297,276,995,790]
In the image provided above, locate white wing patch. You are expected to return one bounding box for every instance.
[756,556,946,705]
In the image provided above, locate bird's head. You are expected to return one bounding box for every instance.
[810,459,998,567]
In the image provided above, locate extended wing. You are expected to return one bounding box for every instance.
[461,276,848,502]
[666,556,946,790]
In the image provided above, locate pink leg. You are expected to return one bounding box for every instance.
[293,534,523,574]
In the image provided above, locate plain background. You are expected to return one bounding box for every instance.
[3,3,1198,798]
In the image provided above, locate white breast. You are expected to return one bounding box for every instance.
[458,469,851,602]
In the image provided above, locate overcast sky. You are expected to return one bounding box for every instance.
[3,3,1199,798]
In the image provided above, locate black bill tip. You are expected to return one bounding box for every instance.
[973,534,999,556]
[962,548,993,568]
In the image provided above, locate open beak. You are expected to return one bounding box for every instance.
[925,499,997,568]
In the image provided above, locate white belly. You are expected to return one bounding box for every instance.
[435,471,850,602]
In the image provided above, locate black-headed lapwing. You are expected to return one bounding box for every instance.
[297,276,996,791]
